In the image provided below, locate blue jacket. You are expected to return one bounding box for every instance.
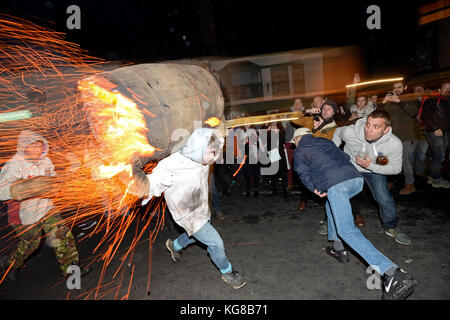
[293,134,361,193]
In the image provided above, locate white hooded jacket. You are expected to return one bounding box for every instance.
[332,118,403,175]
[0,130,56,225]
[142,128,223,236]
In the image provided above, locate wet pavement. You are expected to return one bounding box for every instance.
[0,173,449,301]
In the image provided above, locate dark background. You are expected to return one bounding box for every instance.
[0,0,444,77]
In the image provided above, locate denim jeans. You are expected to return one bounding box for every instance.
[326,177,397,275]
[173,221,232,274]
[209,173,221,214]
[425,132,446,180]
[402,141,415,184]
[410,139,428,176]
[362,172,398,229]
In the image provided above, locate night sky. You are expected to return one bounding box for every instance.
[0,0,436,75]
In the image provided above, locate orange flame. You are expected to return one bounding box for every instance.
[205,116,221,127]
[78,80,156,178]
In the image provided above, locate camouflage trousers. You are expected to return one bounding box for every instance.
[8,213,79,275]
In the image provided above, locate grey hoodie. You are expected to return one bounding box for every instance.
[0,130,55,225]
[332,118,403,175]
[142,128,223,235]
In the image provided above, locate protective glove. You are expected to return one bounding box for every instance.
[118,154,150,198]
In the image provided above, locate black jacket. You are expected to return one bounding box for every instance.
[421,96,450,132]
[293,135,361,193]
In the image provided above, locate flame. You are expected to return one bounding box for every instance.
[0,15,168,298]
[78,80,156,178]
[205,116,221,127]
[98,163,132,179]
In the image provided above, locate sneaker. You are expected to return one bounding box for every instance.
[382,268,417,300]
[385,228,412,245]
[427,176,433,184]
[252,189,259,197]
[166,239,181,263]
[325,246,350,263]
[318,223,328,235]
[431,179,450,188]
[221,271,247,289]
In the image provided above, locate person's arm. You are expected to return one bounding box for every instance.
[347,73,360,109]
[291,113,314,129]
[421,98,441,133]
[332,126,346,147]
[399,99,419,118]
[0,164,21,200]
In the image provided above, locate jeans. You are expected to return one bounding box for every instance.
[326,177,397,275]
[425,132,446,180]
[362,172,398,229]
[402,141,415,184]
[209,173,221,213]
[173,221,232,274]
[410,139,428,176]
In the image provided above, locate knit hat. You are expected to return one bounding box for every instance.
[289,127,312,143]
[321,100,338,114]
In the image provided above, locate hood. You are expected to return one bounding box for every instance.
[16,130,49,159]
[354,118,393,145]
[179,128,224,163]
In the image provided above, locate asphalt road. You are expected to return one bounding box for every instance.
[0,171,448,303]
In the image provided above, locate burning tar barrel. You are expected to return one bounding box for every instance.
[78,63,225,166]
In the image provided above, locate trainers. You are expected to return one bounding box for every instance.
[427,176,433,184]
[221,271,247,289]
[318,223,328,235]
[325,246,350,263]
[382,268,417,300]
[166,239,181,263]
[431,179,450,188]
[385,228,412,245]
